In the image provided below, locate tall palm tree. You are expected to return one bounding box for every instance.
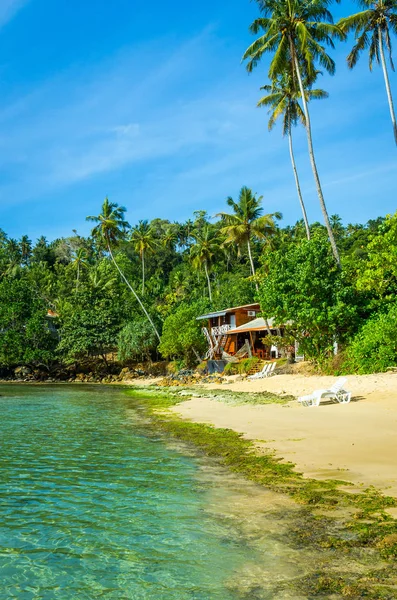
[338,0,397,145]
[217,186,281,291]
[190,226,220,303]
[130,220,157,295]
[243,0,344,265]
[86,197,160,342]
[258,73,328,240]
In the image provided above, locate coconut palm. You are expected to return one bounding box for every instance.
[338,0,397,145]
[258,73,328,240]
[190,226,220,303]
[86,197,160,342]
[161,224,179,252]
[243,0,344,265]
[217,186,281,290]
[130,220,157,295]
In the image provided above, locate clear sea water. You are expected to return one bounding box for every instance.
[0,385,306,599]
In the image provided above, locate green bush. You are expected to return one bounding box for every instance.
[223,362,238,375]
[159,301,208,366]
[238,357,261,374]
[344,303,397,374]
[223,357,262,375]
[167,359,187,374]
[118,319,158,362]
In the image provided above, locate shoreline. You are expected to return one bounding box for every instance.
[124,383,397,597]
[2,371,397,496]
[2,377,397,595]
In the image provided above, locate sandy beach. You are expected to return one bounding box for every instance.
[165,372,397,497]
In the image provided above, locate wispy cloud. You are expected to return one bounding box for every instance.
[0,18,395,239]
[0,0,28,27]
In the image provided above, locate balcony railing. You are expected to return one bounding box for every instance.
[211,324,231,337]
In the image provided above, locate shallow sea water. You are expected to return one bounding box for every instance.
[0,385,309,599]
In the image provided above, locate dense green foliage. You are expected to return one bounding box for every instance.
[0,197,395,374]
[345,303,397,374]
[159,302,209,364]
[259,235,363,360]
[0,1,396,375]
[118,320,158,362]
[0,278,57,369]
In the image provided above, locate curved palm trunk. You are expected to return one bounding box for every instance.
[292,51,341,266]
[378,26,397,145]
[204,261,212,303]
[108,244,161,342]
[141,249,145,296]
[288,129,311,240]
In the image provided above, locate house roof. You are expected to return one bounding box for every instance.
[227,317,277,334]
[196,303,260,321]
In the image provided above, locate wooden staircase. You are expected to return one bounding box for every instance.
[246,361,266,376]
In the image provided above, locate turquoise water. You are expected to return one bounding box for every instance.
[0,385,301,599]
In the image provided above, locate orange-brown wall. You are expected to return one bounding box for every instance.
[235,304,260,327]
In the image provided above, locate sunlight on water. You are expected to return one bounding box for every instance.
[0,385,306,599]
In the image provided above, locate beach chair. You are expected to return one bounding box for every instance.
[248,363,270,380]
[266,362,276,377]
[298,377,351,407]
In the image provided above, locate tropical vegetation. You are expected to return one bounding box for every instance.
[0,0,396,377]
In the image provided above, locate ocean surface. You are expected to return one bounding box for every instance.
[0,385,305,599]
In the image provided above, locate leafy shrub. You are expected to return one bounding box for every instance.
[167,359,187,374]
[237,357,261,374]
[159,301,208,366]
[196,361,208,375]
[223,362,239,375]
[223,357,261,375]
[344,303,397,374]
[118,319,158,362]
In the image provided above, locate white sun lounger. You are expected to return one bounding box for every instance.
[248,362,277,380]
[266,362,276,377]
[248,363,271,380]
[298,377,351,407]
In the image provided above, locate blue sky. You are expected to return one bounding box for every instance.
[0,0,396,240]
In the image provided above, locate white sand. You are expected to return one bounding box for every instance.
[169,372,397,496]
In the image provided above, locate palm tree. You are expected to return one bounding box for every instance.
[338,0,397,145]
[258,73,328,240]
[88,265,117,291]
[86,197,160,342]
[130,220,157,295]
[20,235,32,266]
[161,224,179,252]
[217,186,281,291]
[190,226,220,303]
[243,0,344,265]
[71,248,88,291]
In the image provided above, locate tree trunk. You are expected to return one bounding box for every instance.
[142,249,145,296]
[292,50,341,266]
[378,26,397,145]
[288,129,311,240]
[247,239,258,291]
[107,244,161,342]
[204,261,212,303]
